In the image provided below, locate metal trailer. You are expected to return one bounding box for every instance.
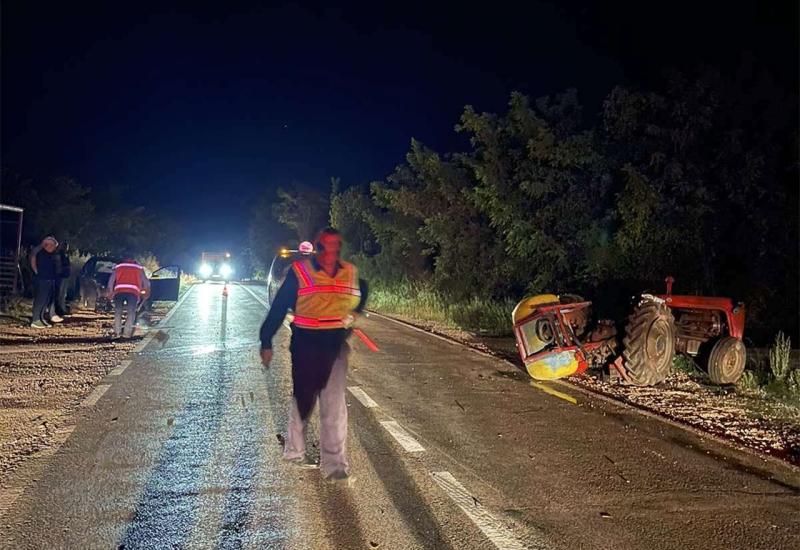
[0,204,24,311]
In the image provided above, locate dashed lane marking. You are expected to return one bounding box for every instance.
[530,381,578,405]
[0,285,196,520]
[81,384,111,407]
[431,471,547,550]
[347,386,379,408]
[109,360,132,376]
[380,420,425,452]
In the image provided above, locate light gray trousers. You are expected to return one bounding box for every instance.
[283,344,350,477]
[113,293,138,337]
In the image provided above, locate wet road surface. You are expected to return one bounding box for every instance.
[2,283,799,549]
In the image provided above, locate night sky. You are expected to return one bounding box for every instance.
[2,1,796,251]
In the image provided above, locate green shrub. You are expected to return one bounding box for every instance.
[738,370,761,391]
[367,280,513,336]
[672,354,697,375]
[769,331,792,381]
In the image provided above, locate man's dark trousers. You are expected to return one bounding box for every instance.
[32,278,54,323]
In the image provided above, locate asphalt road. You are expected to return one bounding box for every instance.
[2,283,798,549]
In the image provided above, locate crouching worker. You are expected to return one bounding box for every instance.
[107,256,150,339]
[260,228,368,481]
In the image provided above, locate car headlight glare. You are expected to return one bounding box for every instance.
[199,263,213,278]
[220,263,233,277]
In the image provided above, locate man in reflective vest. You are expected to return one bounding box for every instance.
[107,256,150,338]
[260,227,368,481]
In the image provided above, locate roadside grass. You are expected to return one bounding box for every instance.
[180,273,199,295]
[736,332,800,418]
[367,280,513,336]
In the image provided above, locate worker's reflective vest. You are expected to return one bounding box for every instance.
[291,259,361,329]
[113,261,144,297]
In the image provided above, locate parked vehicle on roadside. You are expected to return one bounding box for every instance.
[512,277,747,386]
[267,242,314,304]
[74,256,181,311]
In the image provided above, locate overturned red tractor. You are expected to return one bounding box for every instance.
[512,277,747,386]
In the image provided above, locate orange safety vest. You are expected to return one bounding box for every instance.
[113,261,144,297]
[291,259,361,329]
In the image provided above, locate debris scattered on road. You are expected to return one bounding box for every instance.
[377,311,800,465]
[0,308,161,478]
[152,330,170,346]
[600,511,612,518]
[455,399,466,413]
[167,417,174,426]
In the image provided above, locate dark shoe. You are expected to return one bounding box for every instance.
[40,319,53,327]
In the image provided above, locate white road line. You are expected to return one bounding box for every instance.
[109,360,132,376]
[347,386,379,408]
[431,471,546,550]
[236,283,269,308]
[159,284,195,325]
[81,384,111,407]
[380,420,425,452]
[368,310,467,349]
[132,333,154,353]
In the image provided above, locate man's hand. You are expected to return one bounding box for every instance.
[260,348,273,368]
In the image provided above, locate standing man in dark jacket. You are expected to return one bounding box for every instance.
[260,228,368,481]
[29,236,59,328]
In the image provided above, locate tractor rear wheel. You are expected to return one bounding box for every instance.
[622,299,676,385]
[707,337,746,385]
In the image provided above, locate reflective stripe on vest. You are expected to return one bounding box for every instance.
[291,259,360,330]
[113,263,143,296]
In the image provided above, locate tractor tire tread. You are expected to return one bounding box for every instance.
[622,300,675,386]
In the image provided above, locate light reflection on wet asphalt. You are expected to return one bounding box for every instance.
[119,283,289,549]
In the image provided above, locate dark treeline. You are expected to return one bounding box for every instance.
[0,169,186,262]
[255,66,798,344]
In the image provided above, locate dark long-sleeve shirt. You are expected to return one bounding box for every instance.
[32,248,57,280]
[259,264,369,350]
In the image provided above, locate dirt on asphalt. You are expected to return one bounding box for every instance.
[0,303,170,479]
[373,311,800,466]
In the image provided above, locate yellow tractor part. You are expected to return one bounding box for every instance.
[512,294,560,324]
[526,349,581,380]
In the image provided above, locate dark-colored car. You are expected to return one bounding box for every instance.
[74,256,181,311]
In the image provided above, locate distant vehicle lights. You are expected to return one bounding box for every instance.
[220,263,233,278]
[199,263,213,278]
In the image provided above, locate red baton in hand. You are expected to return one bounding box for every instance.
[353,328,379,352]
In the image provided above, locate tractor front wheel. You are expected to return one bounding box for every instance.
[622,299,676,385]
[707,337,746,385]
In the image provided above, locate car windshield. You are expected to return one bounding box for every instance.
[95,261,116,274]
[153,267,179,278]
